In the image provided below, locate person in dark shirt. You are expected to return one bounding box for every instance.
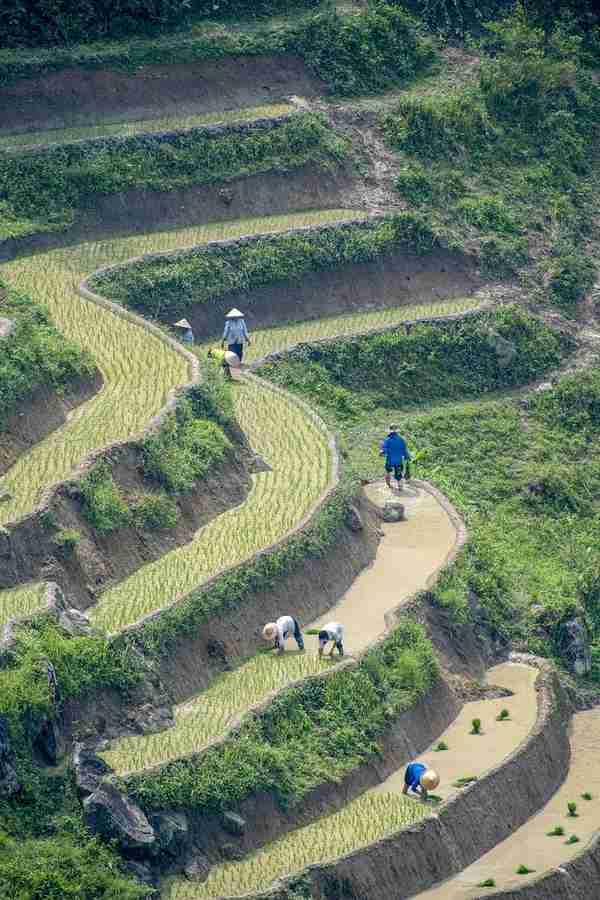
[380,424,411,491]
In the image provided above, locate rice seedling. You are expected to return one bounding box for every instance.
[470,717,482,734]
[0,105,294,150]
[101,651,328,774]
[164,791,428,899]
[496,708,510,721]
[434,740,448,751]
[0,581,46,630]
[477,880,496,889]
[567,802,578,817]
[581,792,593,801]
[0,209,353,531]
[516,864,535,875]
[565,834,580,845]
[453,776,478,787]
[547,826,565,837]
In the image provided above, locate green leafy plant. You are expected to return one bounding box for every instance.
[133,493,179,530]
[567,801,578,817]
[547,825,565,836]
[453,776,478,787]
[565,834,580,845]
[496,708,510,721]
[51,528,81,555]
[434,740,448,751]
[516,864,535,875]
[581,792,593,801]
[477,880,496,889]
[470,717,482,734]
[548,254,596,310]
[79,461,131,534]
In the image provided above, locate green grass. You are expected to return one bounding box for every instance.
[0,104,295,149]
[0,582,46,628]
[164,791,427,899]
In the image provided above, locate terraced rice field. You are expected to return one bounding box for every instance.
[0,582,45,628]
[164,792,427,900]
[99,484,457,773]
[0,104,294,149]
[164,663,538,900]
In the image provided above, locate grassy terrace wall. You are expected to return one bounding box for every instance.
[89,213,441,321]
[0,112,347,241]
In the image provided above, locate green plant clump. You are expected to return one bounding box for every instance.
[133,493,179,530]
[0,284,94,426]
[477,879,496,889]
[435,740,448,751]
[565,834,580,845]
[91,213,437,321]
[470,717,482,734]
[581,792,593,800]
[567,801,578,817]
[547,825,565,836]
[516,864,535,875]
[51,528,81,555]
[79,461,131,534]
[453,776,478,787]
[127,619,438,812]
[496,708,510,721]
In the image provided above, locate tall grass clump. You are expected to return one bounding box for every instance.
[79,460,131,534]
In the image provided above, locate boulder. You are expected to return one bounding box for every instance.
[0,317,14,339]
[222,811,246,836]
[150,811,188,857]
[345,504,363,532]
[127,703,175,735]
[378,501,405,523]
[558,617,592,677]
[84,780,157,853]
[73,743,111,795]
[184,855,211,882]
[0,715,20,797]
[34,716,63,765]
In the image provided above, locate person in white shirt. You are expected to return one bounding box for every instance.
[262,615,305,655]
[318,622,344,657]
[221,308,251,362]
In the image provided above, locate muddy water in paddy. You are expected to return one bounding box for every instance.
[416,708,600,898]
[101,482,457,774]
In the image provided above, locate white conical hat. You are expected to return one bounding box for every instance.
[226,308,244,318]
[263,623,277,641]
[420,770,440,791]
[174,318,192,328]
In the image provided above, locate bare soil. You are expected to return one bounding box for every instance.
[186,246,483,341]
[0,371,102,477]
[0,56,326,136]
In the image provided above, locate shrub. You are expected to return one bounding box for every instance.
[470,717,482,734]
[395,163,465,205]
[454,195,518,235]
[567,801,578,817]
[79,461,131,534]
[479,236,529,275]
[51,528,81,555]
[133,493,179,530]
[496,708,510,721]
[142,397,231,493]
[548,254,596,309]
[529,370,600,434]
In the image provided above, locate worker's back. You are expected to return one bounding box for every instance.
[383,433,408,464]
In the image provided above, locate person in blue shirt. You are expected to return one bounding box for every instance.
[380,424,411,491]
[222,308,251,362]
[402,763,439,799]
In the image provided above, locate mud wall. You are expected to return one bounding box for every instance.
[277,663,571,900]
[0,55,325,135]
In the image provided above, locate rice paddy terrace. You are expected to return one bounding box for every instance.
[1,4,599,900]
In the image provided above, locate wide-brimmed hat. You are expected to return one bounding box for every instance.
[174,318,192,328]
[262,623,277,641]
[420,770,440,791]
[226,308,244,318]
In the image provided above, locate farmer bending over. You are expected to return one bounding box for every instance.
[222,308,251,363]
[402,762,439,800]
[263,615,305,655]
[208,347,240,379]
[380,424,411,491]
[318,622,344,658]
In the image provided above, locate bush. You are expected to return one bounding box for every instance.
[51,528,81,554]
[548,254,596,309]
[454,195,519,234]
[395,163,465,205]
[142,398,231,493]
[133,493,179,530]
[79,461,131,534]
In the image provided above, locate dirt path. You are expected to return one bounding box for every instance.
[100,480,458,774]
[416,708,600,898]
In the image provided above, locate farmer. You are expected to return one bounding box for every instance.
[380,424,411,491]
[174,318,195,344]
[318,622,344,658]
[262,615,305,655]
[222,308,251,363]
[208,347,241,379]
[402,762,439,800]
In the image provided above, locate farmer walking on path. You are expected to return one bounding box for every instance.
[263,615,305,655]
[318,622,344,657]
[380,424,411,491]
[222,308,251,363]
[402,762,439,800]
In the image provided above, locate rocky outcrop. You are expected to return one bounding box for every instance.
[74,743,111,795]
[150,811,189,858]
[557,617,592,677]
[378,500,405,522]
[84,780,157,854]
[0,715,20,797]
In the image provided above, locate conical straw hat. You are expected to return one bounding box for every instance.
[262,623,277,641]
[420,770,440,791]
[174,318,192,328]
[226,308,244,318]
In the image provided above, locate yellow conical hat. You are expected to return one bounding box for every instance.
[420,770,440,791]
[262,623,277,640]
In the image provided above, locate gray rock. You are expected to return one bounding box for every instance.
[345,504,363,532]
[73,743,110,795]
[222,811,246,836]
[0,317,14,339]
[184,855,211,882]
[221,842,244,861]
[0,715,20,797]
[378,501,405,523]
[558,617,592,677]
[57,605,93,637]
[150,811,188,857]
[84,780,156,853]
[34,716,63,765]
[126,860,156,888]
[127,703,175,735]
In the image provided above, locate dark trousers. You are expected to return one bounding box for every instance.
[292,618,304,650]
[228,342,244,362]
